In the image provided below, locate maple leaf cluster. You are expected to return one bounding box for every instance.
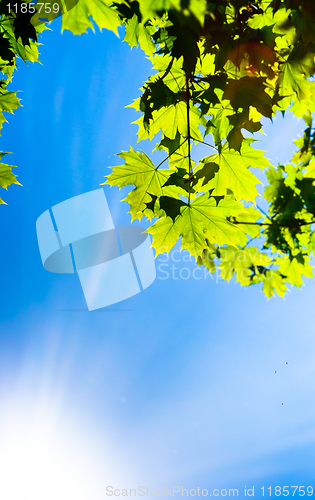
[99,0,315,296]
[4,0,315,297]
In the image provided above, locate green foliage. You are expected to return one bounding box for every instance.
[5,0,315,297]
[102,0,315,297]
[0,0,46,203]
[61,0,122,35]
[0,152,21,204]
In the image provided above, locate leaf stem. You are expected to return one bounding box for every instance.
[186,74,192,205]
[232,219,315,228]
[242,234,261,248]
[190,136,218,151]
[257,204,271,219]
[155,138,187,170]
[232,221,271,226]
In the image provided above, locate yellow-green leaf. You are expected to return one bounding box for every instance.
[62,0,121,35]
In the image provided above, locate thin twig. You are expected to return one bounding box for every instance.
[257,204,270,219]
[186,75,192,205]
[242,233,262,248]
[232,221,271,226]
[190,136,218,151]
[155,138,187,170]
[232,219,315,228]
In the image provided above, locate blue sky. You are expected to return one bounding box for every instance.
[0,16,315,500]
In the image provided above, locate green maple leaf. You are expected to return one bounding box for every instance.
[219,246,272,286]
[155,137,194,183]
[0,88,21,114]
[123,13,139,49]
[277,254,313,288]
[205,100,234,146]
[155,133,190,170]
[231,205,264,238]
[196,245,216,273]
[291,135,312,166]
[140,79,180,126]
[124,14,156,55]
[148,193,258,256]
[1,20,41,63]
[0,153,21,204]
[305,160,315,178]
[264,165,283,202]
[262,269,288,298]
[133,100,204,142]
[248,2,283,30]
[137,0,206,24]
[62,0,121,35]
[0,59,16,83]
[104,147,177,220]
[137,0,180,22]
[149,55,186,93]
[195,140,270,202]
[138,23,156,55]
[185,0,207,25]
[278,57,315,115]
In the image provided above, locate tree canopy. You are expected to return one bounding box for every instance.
[2,0,315,297]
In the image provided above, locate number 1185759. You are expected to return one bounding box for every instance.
[261,486,313,496]
[6,3,60,14]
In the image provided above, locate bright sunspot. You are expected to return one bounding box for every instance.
[0,396,105,500]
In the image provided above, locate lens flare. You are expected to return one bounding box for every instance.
[0,397,106,500]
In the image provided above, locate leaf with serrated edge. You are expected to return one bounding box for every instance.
[104,147,177,219]
[199,141,268,202]
[62,0,121,35]
[0,156,21,204]
[148,194,256,257]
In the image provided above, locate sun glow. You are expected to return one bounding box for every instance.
[0,396,106,500]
